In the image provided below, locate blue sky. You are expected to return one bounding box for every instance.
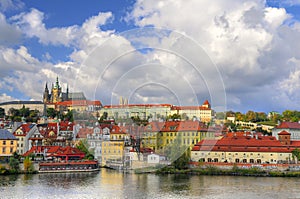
[1,0,300,113]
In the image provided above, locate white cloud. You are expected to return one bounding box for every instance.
[0,0,24,12]
[126,0,300,112]
[11,8,79,46]
[1,1,300,113]
[0,93,16,103]
[0,13,21,45]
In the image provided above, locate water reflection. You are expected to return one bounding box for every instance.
[1,170,300,198]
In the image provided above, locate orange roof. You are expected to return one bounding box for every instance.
[13,123,32,136]
[103,104,172,108]
[203,100,210,105]
[192,135,300,153]
[56,100,102,106]
[276,122,300,129]
[278,130,291,135]
[171,106,211,110]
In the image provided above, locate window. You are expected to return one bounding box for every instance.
[10,147,13,153]
[250,159,254,163]
[214,158,218,162]
[10,141,13,145]
[2,147,6,153]
[235,159,239,163]
[243,159,247,163]
[3,141,6,145]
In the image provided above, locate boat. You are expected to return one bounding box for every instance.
[38,160,99,173]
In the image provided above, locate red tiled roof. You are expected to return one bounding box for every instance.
[203,100,210,105]
[276,122,300,129]
[56,100,102,106]
[13,123,32,136]
[192,135,299,153]
[171,106,211,110]
[278,130,291,135]
[103,104,172,108]
[54,146,85,156]
[23,146,85,157]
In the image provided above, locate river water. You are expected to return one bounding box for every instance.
[0,169,299,199]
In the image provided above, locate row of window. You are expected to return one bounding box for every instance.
[103,150,122,154]
[198,152,279,156]
[204,158,279,164]
[2,140,15,145]
[1,147,15,153]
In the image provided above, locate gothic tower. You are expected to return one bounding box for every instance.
[43,83,50,103]
[51,77,62,103]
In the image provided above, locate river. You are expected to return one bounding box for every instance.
[0,169,299,199]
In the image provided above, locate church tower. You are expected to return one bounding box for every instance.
[43,83,50,103]
[51,77,62,103]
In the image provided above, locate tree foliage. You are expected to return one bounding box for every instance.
[164,134,190,170]
[76,139,94,160]
[9,157,20,173]
[47,108,59,118]
[292,148,300,163]
[23,156,34,173]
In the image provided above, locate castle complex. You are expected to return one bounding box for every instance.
[43,77,86,104]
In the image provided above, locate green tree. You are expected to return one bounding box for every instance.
[23,156,35,173]
[257,112,267,122]
[9,157,20,173]
[172,148,191,170]
[292,148,300,164]
[47,108,58,118]
[76,139,94,159]
[64,110,74,122]
[164,134,190,169]
[99,112,108,122]
[245,110,257,122]
[166,114,181,120]
[235,112,245,121]
[19,105,30,117]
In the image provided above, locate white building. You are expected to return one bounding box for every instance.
[272,122,300,140]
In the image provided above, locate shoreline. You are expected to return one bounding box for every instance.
[152,166,300,177]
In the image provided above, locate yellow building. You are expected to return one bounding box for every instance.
[0,129,18,159]
[191,131,300,164]
[170,100,212,123]
[101,126,131,168]
[142,121,216,152]
[55,100,102,113]
[101,140,125,167]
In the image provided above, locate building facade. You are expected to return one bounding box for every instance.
[272,122,300,140]
[100,100,213,123]
[43,77,86,104]
[0,101,44,116]
[191,132,300,164]
[0,129,18,160]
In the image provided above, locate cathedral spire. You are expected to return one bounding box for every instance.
[55,76,60,88]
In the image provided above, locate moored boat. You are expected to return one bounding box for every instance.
[39,160,99,173]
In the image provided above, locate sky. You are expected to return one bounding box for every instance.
[1,0,300,114]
